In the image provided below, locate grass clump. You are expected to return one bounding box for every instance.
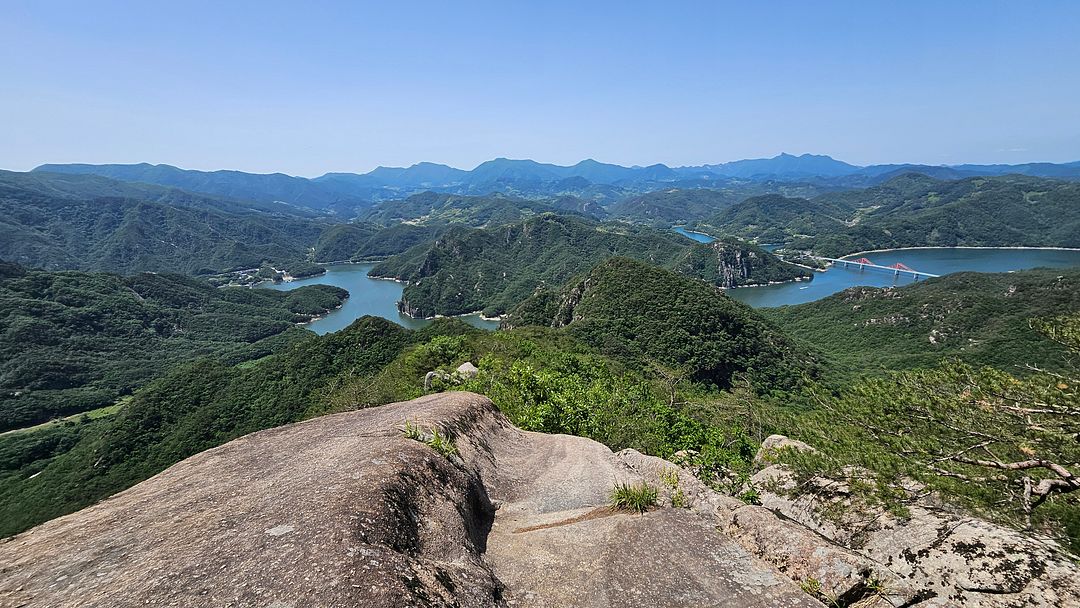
[401,418,425,441]
[660,467,689,508]
[426,427,459,458]
[611,481,658,514]
[400,419,459,459]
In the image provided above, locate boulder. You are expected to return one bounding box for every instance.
[424,368,450,389]
[456,361,480,378]
[859,506,1080,607]
[754,433,816,465]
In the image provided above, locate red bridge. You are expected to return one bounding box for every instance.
[813,256,940,279]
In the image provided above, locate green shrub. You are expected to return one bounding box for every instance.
[660,467,689,508]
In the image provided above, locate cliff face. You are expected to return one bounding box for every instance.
[1,393,1076,607]
[673,238,812,288]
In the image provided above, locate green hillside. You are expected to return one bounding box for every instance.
[765,268,1080,375]
[505,257,817,390]
[357,191,602,227]
[794,174,1080,255]
[0,170,337,275]
[0,262,346,431]
[370,215,693,316]
[609,183,834,225]
[701,194,850,243]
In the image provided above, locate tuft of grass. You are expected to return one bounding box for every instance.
[659,467,679,487]
[738,486,761,505]
[400,419,459,459]
[864,573,891,599]
[799,577,841,608]
[611,481,658,513]
[401,418,424,441]
[426,428,459,458]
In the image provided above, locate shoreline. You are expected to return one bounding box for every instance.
[295,301,346,327]
[397,308,502,326]
[313,259,386,266]
[725,276,810,290]
[838,245,1080,258]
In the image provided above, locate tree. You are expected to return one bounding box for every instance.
[790,314,1079,540]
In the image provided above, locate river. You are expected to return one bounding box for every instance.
[262,245,1080,333]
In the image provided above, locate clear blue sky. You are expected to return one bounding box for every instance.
[2,1,1078,176]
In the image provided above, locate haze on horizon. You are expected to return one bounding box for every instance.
[2,0,1079,177]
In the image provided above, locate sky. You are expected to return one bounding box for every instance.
[2,1,1079,177]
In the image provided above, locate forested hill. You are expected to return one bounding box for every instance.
[702,194,851,244]
[0,170,337,275]
[764,267,1080,375]
[357,191,606,227]
[504,257,816,389]
[370,215,689,317]
[608,184,832,224]
[0,262,347,432]
[790,174,1080,256]
[369,214,809,317]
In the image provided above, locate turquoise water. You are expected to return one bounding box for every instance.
[726,248,1080,308]
[262,249,1080,333]
[669,228,1080,307]
[260,263,499,334]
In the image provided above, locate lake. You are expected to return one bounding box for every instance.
[726,247,1080,307]
[671,228,1080,307]
[260,263,500,335]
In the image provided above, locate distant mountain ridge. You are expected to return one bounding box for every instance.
[34,154,1080,211]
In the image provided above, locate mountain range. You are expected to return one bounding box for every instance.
[34,153,1080,212]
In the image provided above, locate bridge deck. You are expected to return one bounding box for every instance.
[815,257,940,278]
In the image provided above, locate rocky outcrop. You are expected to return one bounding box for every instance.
[0,393,817,608]
[2,400,1075,608]
[750,437,1080,608]
[672,239,813,288]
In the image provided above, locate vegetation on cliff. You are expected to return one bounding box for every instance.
[672,238,811,287]
[783,335,1080,551]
